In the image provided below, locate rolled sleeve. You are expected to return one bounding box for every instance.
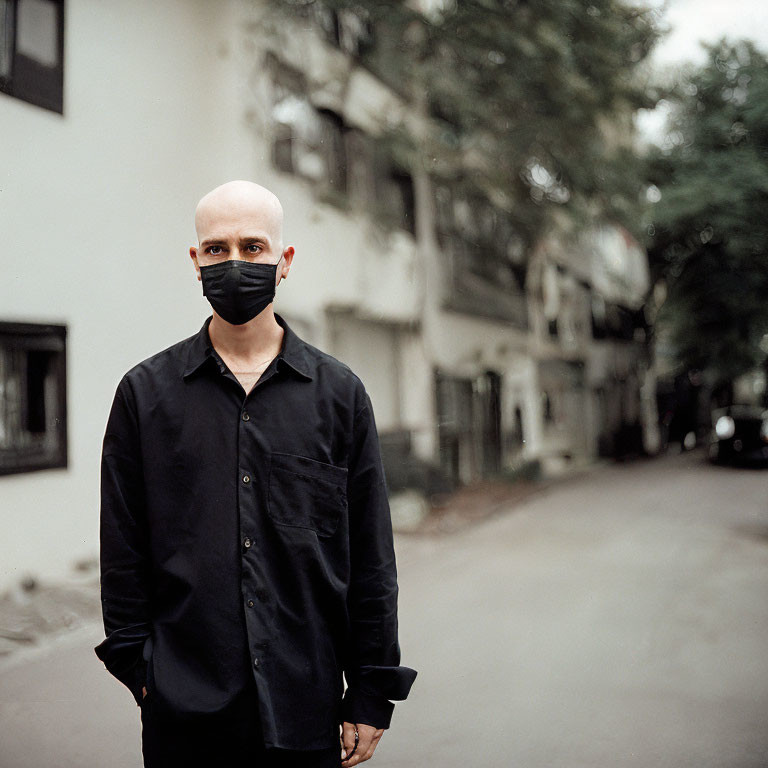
[93,375,152,707]
[340,389,417,729]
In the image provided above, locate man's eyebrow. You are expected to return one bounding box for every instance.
[200,238,227,249]
[240,234,271,246]
[199,235,272,248]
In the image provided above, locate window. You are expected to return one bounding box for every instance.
[0,0,64,113]
[434,182,526,290]
[317,108,348,196]
[269,58,348,198]
[270,62,315,176]
[336,8,373,57]
[0,322,67,475]
[435,180,530,325]
[374,156,415,234]
[312,3,373,57]
[547,318,559,338]
[592,300,640,341]
[345,128,376,207]
[542,391,554,423]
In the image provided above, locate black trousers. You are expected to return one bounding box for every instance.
[139,678,341,768]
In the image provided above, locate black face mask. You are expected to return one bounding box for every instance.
[199,255,283,325]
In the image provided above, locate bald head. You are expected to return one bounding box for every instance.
[194,180,285,253]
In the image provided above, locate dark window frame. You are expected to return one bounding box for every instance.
[373,153,416,235]
[0,0,65,114]
[0,321,67,476]
[547,317,559,338]
[316,107,349,197]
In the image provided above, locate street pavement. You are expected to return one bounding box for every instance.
[1,447,767,767]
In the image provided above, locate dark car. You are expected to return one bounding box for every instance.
[708,404,768,467]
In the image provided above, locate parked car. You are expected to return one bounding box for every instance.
[708,404,768,467]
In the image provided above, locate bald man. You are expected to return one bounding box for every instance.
[191,182,295,395]
[94,181,417,768]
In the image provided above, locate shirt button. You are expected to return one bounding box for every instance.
[242,474,251,484]
[242,411,250,421]
[247,599,254,608]
[243,537,252,549]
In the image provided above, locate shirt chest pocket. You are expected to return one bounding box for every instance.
[267,452,348,537]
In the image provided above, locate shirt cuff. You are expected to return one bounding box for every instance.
[94,634,149,707]
[352,663,418,700]
[340,686,396,729]
[340,664,418,728]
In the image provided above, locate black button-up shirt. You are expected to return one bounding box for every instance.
[94,312,417,751]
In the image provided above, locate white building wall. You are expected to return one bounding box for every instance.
[326,313,401,429]
[399,329,435,462]
[0,0,256,590]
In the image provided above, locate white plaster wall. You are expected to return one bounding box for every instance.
[399,328,435,462]
[326,313,400,428]
[0,0,252,591]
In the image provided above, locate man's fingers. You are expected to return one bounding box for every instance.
[354,731,374,764]
[358,725,383,763]
[341,723,383,765]
[341,721,358,761]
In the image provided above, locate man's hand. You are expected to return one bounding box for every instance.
[340,722,383,766]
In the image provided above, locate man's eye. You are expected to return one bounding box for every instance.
[207,246,223,255]
[246,244,262,253]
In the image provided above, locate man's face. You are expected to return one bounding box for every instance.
[189,184,293,284]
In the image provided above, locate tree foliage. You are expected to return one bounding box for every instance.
[646,39,768,383]
[268,0,661,249]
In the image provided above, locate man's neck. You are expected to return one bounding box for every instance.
[208,307,284,364]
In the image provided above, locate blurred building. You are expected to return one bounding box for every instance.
[528,224,658,473]
[0,0,655,590]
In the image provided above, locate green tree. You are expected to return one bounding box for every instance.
[646,39,768,384]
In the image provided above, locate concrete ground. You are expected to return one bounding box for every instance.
[1,447,767,767]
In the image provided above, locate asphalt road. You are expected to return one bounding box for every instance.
[1,448,767,767]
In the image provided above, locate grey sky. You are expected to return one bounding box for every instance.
[649,0,768,68]
[635,0,768,143]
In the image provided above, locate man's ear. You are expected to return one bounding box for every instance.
[277,246,294,286]
[190,246,201,282]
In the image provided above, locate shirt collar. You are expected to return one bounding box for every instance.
[183,312,314,381]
